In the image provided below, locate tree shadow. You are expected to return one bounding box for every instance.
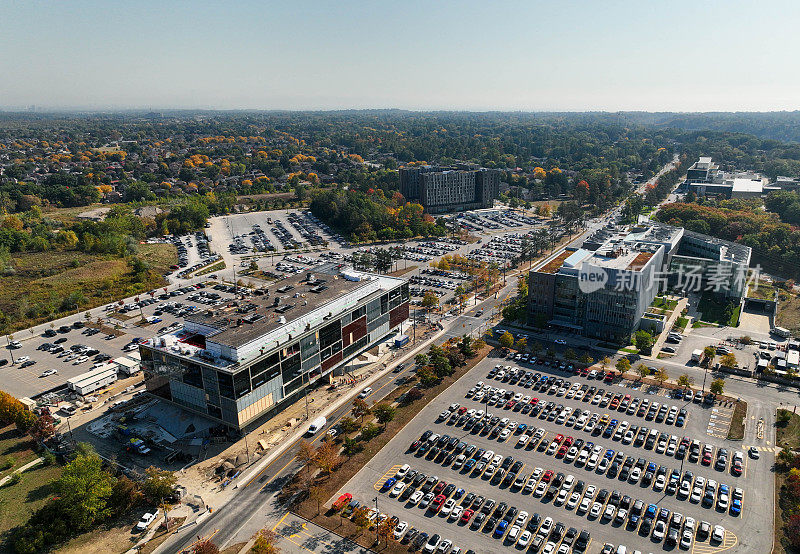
[26,481,55,503]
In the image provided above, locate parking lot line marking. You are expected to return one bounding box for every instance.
[374,465,403,491]
[271,511,290,531]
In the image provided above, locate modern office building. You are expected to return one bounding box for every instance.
[399,165,499,214]
[527,222,751,342]
[686,156,720,183]
[139,267,409,431]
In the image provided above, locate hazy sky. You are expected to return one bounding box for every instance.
[2,0,799,112]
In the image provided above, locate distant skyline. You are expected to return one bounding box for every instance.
[2,0,800,112]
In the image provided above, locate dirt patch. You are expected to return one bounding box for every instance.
[220,542,247,554]
[388,265,417,277]
[727,400,747,440]
[778,292,800,336]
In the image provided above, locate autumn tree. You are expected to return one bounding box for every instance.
[654,367,669,386]
[352,506,371,535]
[720,353,737,368]
[192,539,220,554]
[250,529,281,554]
[351,398,371,423]
[636,364,649,381]
[515,337,527,352]
[499,331,514,349]
[297,440,317,474]
[314,440,341,475]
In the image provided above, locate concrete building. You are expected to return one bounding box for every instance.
[399,165,499,214]
[686,157,720,183]
[139,266,409,431]
[527,222,751,342]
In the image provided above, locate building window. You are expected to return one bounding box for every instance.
[233,369,252,399]
[218,372,234,399]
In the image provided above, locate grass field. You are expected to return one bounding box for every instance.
[777,409,800,449]
[3,244,175,333]
[0,427,62,543]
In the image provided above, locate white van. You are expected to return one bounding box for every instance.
[307,416,327,436]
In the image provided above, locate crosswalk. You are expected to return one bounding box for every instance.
[742,444,778,453]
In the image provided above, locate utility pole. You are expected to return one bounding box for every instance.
[374,496,380,546]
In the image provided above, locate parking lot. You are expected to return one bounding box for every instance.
[334,354,769,553]
[2,283,239,399]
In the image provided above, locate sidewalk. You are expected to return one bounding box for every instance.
[0,456,44,486]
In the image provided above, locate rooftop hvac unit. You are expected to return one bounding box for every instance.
[278,316,287,324]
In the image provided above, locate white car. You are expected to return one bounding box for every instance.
[16,356,30,363]
[566,492,581,510]
[602,504,616,520]
[390,482,406,497]
[393,521,408,540]
[517,434,530,447]
[554,488,569,505]
[577,497,591,514]
[652,520,666,541]
[73,355,89,364]
[680,529,694,549]
[449,505,463,521]
[409,491,424,505]
[534,481,548,497]
[441,498,456,516]
[135,511,158,531]
[712,525,725,542]
[518,530,532,547]
[358,387,373,398]
[39,369,58,378]
[589,502,603,518]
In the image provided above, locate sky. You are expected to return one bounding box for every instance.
[2,0,799,112]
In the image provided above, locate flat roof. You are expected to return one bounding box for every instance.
[731,178,763,193]
[184,270,403,349]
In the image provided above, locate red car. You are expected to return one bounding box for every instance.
[556,445,569,458]
[433,481,447,495]
[609,398,621,410]
[542,469,554,482]
[554,434,564,444]
[506,400,516,409]
[460,508,474,523]
[604,372,615,383]
[431,494,446,512]
[702,452,712,465]
[530,397,539,405]
[332,493,352,511]
[458,406,468,415]
[732,460,743,476]
[410,440,421,451]
[580,368,589,376]
[563,436,574,447]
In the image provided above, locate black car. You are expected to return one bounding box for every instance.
[483,517,498,533]
[20,360,36,368]
[43,329,57,337]
[402,528,418,544]
[471,512,486,529]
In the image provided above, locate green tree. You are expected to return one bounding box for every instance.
[499,331,514,349]
[703,346,716,366]
[373,404,396,428]
[56,448,116,530]
[677,374,693,389]
[338,417,359,434]
[564,348,576,360]
[417,366,439,387]
[709,378,725,395]
[615,358,631,376]
[515,337,527,352]
[634,329,654,352]
[530,341,543,355]
[421,292,439,309]
[142,466,177,502]
[415,354,429,367]
[636,364,649,381]
[342,437,363,457]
